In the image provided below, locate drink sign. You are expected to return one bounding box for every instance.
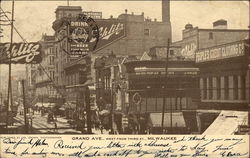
[68,14,99,57]
[0,42,42,64]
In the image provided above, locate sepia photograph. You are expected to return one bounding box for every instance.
[0,0,249,136]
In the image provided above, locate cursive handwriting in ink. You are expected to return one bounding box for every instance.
[32,139,48,148]
[32,149,47,158]
[54,140,85,149]
[144,140,171,147]
[20,148,29,156]
[4,147,17,156]
[212,144,233,152]
[127,141,142,148]
[107,141,126,148]
[220,151,249,157]
[3,138,33,149]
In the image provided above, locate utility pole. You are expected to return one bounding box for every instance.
[110,79,114,134]
[7,0,15,126]
[161,38,170,134]
[85,86,92,134]
[22,80,29,134]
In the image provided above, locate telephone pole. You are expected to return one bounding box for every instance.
[161,38,170,134]
[7,0,15,126]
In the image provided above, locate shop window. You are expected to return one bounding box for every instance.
[241,75,246,100]
[216,77,221,99]
[203,78,207,99]
[141,98,147,111]
[208,77,213,99]
[233,75,238,100]
[224,76,229,100]
[144,29,150,36]
[156,98,163,111]
[209,32,213,40]
[147,98,156,112]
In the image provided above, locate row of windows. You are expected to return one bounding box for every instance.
[131,97,193,112]
[200,75,246,100]
[66,72,86,85]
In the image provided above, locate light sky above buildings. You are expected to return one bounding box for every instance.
[0,0,249,73]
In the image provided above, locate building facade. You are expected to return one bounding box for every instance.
[35,35,61,104]
[196,39,249,110]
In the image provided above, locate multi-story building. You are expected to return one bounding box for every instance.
[171,19,249,133]
[51,0,172,111]
[172,19,249,61]
[35,35,61,104]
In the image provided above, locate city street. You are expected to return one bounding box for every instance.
[14,111,109,134]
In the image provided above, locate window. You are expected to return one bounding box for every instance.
[241,75,246,100]
[216,77,221,99]
[209,32,213,39]
[233,75,238,100]
[147,98,156,111]
[203,78,207,99]
[49,71,55,80]
[224,76,229,100]
[49,56,55,65]
[144,29,150,36]
[208,77,213,99]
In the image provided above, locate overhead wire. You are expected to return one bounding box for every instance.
[0,6,68,105]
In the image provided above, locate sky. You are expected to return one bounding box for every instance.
[0,0,249,73]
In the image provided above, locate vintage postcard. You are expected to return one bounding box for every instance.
[0,0,249,157]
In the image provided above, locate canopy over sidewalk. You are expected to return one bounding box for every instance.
[203,110,248,135]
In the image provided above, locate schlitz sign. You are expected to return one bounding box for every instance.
[0,42,42,64]
[69,19,125,56]
[92,19,125,52]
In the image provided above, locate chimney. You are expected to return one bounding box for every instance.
[125,9,128,14]
[162,0,170,22]
[213,19,227,29]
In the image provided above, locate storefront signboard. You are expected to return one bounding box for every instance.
[196,41,245,63]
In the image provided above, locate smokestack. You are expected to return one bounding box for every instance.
[162,0,170,22]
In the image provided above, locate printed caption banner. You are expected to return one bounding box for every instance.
[0,135,249,158]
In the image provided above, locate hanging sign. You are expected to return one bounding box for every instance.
[0,42,42,64]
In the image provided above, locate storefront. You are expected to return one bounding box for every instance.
[196,39,249,110]
[124,60,200,133]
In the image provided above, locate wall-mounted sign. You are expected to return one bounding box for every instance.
[132,92,141,105]
[196,41,245,63]
[82,11,102,19]
[90,19,125,52]
[0,42,42,64]
[180,42,197,60]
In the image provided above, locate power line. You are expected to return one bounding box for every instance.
[0,6,67,105]
[0,7,27,42]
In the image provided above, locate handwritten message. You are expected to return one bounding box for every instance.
[0,135,249,158]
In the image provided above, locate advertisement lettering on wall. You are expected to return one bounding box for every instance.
[196,41,245,63]
[180,42,197,60]
[0,42,42,64]
[68,19,125,57]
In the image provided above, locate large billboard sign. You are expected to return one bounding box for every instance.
[93,19,125,52]
[68,18,125,57]
[0,42,42,64]
[196,41,245,63]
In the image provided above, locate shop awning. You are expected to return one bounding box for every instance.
[149,112,186,128]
